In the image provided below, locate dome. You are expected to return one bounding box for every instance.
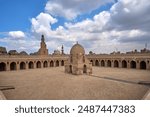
[70,43,85,55]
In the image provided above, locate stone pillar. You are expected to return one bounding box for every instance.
[111,60,114,68]
[26,62,28,70]
[59,61,61,66]
[34,62,36,69]
[16,62,20,70]
[127,61,130,69]
[6,62,10,71]
[119,61,122,68]
[104,61,107,67]
[147,61,150,70]
[93,60,95,66]
[136,61,140,69]
[41,61,43,68]
[54,61,56,67]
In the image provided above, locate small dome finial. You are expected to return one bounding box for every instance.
[41,35,45,42]
[42,34,44,38]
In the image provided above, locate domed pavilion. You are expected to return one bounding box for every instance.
[65,42,92,75]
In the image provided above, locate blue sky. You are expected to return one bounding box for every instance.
[0,0,150,54]
[0,0,48,32]
[0,0,113,31]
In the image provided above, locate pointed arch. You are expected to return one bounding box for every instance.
[56,60,59,67]
[114,60,119,67]
[95,60,99,66]
[101,60,105,67]
[61,60,64,66]
[10,62,17,70]
[36,61,41,68]
[20,62,26,70]
[130,61,136,69]
[0,62,6,71]
[140,61,146,69]
[107,60,111,67]
[122,60,127,68]
[28,61,34,69]
[50,61,54,67]
[43,61,48,68]
[90,60,94,66]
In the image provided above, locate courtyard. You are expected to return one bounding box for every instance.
[0,67,150,100]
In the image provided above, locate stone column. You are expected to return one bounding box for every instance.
[6,62,10,71]
[127,61,130,69]
[111,60,114,68]
[119,61,122,68]
[59,60,61,66]
[147,61,150,70]
[136,61,140,69]
[41,61,43,68]
[104,61,107,67]
[16,62,20,70]
[34,61,36,69]
[54,61,56,67]
[26,62,28,70]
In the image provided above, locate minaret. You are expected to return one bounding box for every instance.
[38,35,48,56]
[61,45,64,54]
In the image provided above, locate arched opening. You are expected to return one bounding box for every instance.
[36,61,41,68]
[0,62,6,71]
[56,60,59,67]
[122,60,127,68]
[107,60,111,67]
[61,60,64,66]
[130,61,136,69]
[69,65,72,73]
[114,60,119,67]
[101,60,105,67]
[140,61,146,69]
[90,60,94,66]
[28,61,34,69]
[20,62,26,70]
[95,60,99,66]
[50,61,54,67]
[43,61,48,68]
[10,62,17,70]
[83,65,87,73]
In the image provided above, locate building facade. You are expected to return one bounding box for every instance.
[0,35,150,72]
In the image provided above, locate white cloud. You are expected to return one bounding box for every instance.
[31,12,57,37]
[45,0,115,19]
[8,31,25,38]
[2,0,150,54]
[109,0,150,30]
